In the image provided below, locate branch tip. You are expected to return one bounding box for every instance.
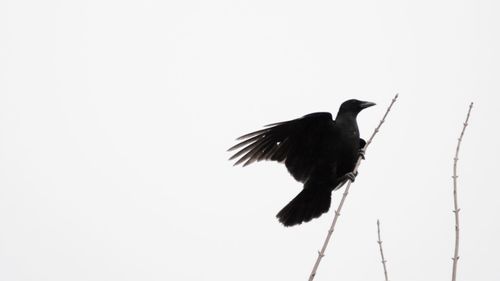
[451,102,473,281]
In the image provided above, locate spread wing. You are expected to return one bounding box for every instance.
[228,112,338,182]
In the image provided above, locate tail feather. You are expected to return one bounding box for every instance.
[276,187,332,227]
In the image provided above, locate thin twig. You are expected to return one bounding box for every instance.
[308,94,399,281]
[377,219,389,281]
[451,102,473,281]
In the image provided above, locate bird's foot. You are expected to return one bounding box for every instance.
[358,148,366,160]
[331,171,359,191]
[343,171,358,182]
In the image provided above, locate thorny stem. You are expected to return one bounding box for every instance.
[377,220,389,281]
[308,94,398,281]
[451,102,473,281]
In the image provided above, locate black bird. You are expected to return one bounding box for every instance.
[228,99,375,226]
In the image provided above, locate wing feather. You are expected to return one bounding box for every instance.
[227,134,265,152]
[229,112,337,182]
[236,128,270,140]
[238,137,276,166]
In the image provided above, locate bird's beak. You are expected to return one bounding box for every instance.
[360,101,376,109]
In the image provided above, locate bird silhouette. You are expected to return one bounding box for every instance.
[229,99,375,226]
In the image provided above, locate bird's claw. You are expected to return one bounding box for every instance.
[345,171,358,182]
[358,148,366,160]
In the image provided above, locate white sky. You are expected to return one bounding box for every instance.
[1,0,499,280]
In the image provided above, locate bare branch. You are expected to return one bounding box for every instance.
[377,219,389,281]
[451,102,473,281]
[308,94,399,281]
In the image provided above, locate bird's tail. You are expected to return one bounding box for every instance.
[276,187,332,227]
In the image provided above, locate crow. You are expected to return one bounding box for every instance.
[228,99,376,226]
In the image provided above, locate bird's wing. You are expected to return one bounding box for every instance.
[228,112,335,170]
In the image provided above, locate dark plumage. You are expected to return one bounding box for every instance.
[228,99,375,226]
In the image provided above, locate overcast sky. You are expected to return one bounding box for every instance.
[1,0,499,280]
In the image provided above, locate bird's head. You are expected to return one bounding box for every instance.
[337,99,376,117]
